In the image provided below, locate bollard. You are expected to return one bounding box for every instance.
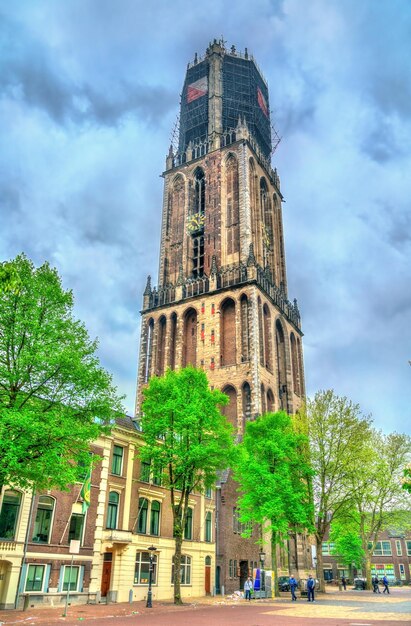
[129,589,133,604]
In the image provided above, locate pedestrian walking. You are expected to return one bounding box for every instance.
[289,575,298,601]
[341,575,347,591]
[382,575,390,594]
[244,576,253,601]
[307,575,315,602]
[372,575,381,594]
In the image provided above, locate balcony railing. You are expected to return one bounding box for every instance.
[103,529,133,544]
[143,255,301,330]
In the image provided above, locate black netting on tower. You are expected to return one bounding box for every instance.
[222,55,271,159]
[179,60,209,153]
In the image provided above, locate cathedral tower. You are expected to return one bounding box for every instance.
[136,40,308,593]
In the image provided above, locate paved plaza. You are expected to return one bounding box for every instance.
[0,588,410,626]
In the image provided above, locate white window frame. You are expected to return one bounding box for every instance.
[59,565,84,592]
[396,540,402,556]
[25,564,47,592]
[111,445,124,476]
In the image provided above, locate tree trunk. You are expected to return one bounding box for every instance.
[364,553,372,591]
[316,536,325,592]
[173,532,183,605]
[271,527,280,597]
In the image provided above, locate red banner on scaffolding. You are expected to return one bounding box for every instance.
[257,87,268,117]
[187,77,208,103]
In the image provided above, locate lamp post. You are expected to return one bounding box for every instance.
[146,545,157,608]
[259,550,266,596]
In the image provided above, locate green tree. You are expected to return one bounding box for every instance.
[234,411,313,596]
[346,430,411,588]
[0,254,124,493]
[304,390,372,591]
[329,513,365,578]
[140,366,233,605]
[0,261,21,294]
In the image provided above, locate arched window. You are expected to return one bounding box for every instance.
[184,507,193,540]
[290,333,301,396]
[297,338,304,396]
[107,492,119,530]
[182,308,197,367]
[220,298,236,366]
[205,511,212,542]
[221,385,238,428]
[144,318,154,383]
[32,496,54,543]
[167,175,185,284]
[169,312,177,370]
[240,295,250,362]
[276,319,288,411]
[261,384,266,414]
[249,158,261,262]
[263,303,272,370]
[150,501,161,536]
[226,155,239,255]
[0,490,22,540]
[193,168,205,215]
[260,178,274,270]
[258,297,264,366]
[137,497,148,534]
[267,388,274,412]
[156,316,167,376]
[242,382,252,428]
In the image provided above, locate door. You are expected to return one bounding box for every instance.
[240,560,248,590]
[101,553,112,597]
[205,556,211,594]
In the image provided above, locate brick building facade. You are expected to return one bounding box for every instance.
[0,419,215,608]
[135,40,312,594]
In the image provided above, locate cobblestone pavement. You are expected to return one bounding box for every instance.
[0,587,410,626]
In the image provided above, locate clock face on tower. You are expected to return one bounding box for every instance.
[186,212,205,235]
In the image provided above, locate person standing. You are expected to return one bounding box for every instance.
[373,575,381,594]
[341,575,347,591]
[307,575,315,602]
[244,576,253,601]
[382,575,390,594]
[289,576,298,601]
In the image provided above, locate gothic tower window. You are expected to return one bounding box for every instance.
[191,234,205,278]
[144,318,154,383]
[221,385,238,429]
[193,168,206,215]
[240,294,250,362]
[297,337,304,396]
[220,298,236,366]
[290,332,301,396]
[258,297,264,366]
[242,382,252,431]
[169,312,177,370]
[275,319,288,411]
[167,175,185,284]
[225,155,239,256]
[182,308,197,367]
[267,388,274,412]
[261,383,266,414]
[260,178,274,272]
[156,316,166,376]
[263,303,272,370]
[249,158,261,263]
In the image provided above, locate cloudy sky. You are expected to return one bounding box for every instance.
[1,0,410,434]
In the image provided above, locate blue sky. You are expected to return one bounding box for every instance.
[1,0,410,433]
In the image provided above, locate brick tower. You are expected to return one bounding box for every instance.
[136,40,310,594]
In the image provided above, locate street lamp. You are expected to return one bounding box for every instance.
[146,545,157,608]
[259,550,266,595]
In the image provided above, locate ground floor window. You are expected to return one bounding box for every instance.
[171,555,191,585]
[399,564,407,580]
[60,565,83,591]
[134,551,157,585]
[371,564,395,581]
[25,564,46,591]
[323,568,333,581]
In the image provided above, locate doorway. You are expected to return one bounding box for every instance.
[239,560,248,590]
[205,556,211,595]
[101,552,112,597]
